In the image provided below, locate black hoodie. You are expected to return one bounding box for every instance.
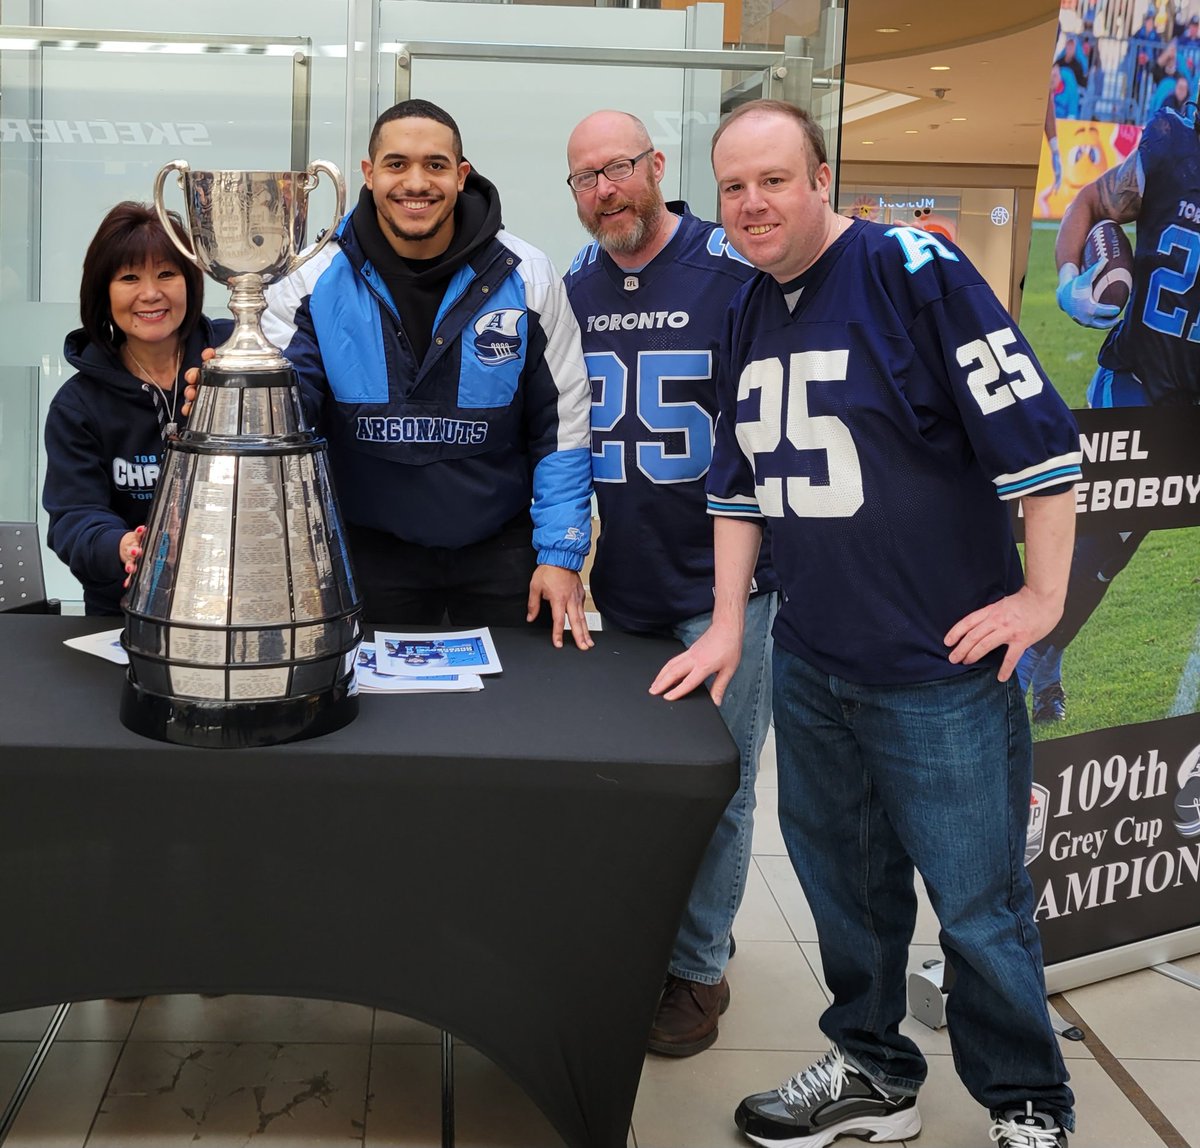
[43,317,224,615]
[350,168,502,363]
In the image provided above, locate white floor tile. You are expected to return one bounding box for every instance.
[756,725,776,788]
[908,1053,1163,1148]
[88,1041,369,1146]
[1123,1057,1200,1147]
[1064,964,1200,1060]
[748,785,786,856]
[127,993,373,1044]
[755,855,814,941]
[372,1009,443,1045]
[714,941,828,1052]
[731,859,794,942]
[367,1043,572,1147]
[0,1041,122,1147]
[0,998,140,1042]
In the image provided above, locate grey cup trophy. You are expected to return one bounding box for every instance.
[120,161,362,748]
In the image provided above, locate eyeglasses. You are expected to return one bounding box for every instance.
[566,148,654,193]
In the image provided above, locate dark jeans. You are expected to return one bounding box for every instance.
[773,645,1075,1127]
[346,515,544,629]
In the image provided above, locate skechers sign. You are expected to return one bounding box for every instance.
[0,119,211,146]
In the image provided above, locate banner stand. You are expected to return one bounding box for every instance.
[1041,925,1200,996]
[1154,963,1200,992]
[908,961,1086,1040]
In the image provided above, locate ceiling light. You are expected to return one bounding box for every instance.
[951,116,967,121]
[861,140,876,145]
[905,129,919,134]
[930,65,950,71]
[875,27,900,33]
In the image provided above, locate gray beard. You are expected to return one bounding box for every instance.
[587,200,663,257]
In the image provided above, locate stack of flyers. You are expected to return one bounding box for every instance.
[375,628,503,678]
[355,642,483,694]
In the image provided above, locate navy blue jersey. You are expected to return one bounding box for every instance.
[1099,108,1200,404]
[708,219,1081,684]
[564,205,777,631]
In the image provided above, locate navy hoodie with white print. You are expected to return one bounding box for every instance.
[43,317,225,615]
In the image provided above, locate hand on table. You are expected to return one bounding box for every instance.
[527,565,593,651]
[649,621,743,705]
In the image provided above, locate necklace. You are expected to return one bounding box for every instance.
[125,343,182,438]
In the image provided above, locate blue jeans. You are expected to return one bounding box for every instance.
[667,590,777,984]
[773,646,1075,1128]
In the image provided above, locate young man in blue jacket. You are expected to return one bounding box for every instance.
[264,100,594,647]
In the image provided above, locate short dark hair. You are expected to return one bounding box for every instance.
[79,201,204,350]
[369,99,464,161]
[711,99,828,185]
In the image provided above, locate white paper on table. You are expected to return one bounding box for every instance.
[356,671,484,694]
[565,611,602,632]
[374,627,502,678]
[63,628,128,666]
[356,642,483,692]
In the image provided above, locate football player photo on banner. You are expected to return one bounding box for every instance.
[1019,0,1200,969]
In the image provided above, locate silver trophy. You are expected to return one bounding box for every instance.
[120,162,362,748]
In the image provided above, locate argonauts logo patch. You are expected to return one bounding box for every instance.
[1175,743,1200,839]
[473,308,523,365]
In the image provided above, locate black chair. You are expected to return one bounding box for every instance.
[0,522,61,614]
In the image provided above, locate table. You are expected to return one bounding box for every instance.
[0,615,737,1148]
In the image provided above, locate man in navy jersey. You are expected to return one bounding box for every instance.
[563,109,779,1056]
[1019,104,1200,722]
[653,100,1080,1147]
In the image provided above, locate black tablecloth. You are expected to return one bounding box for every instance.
[0,616,737,1148]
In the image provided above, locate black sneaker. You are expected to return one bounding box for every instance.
[1032,683,1067,723]
[734,1046,921,1147]
[989,1102,1067,1147]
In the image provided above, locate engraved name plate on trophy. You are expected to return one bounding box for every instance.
[120,161,361,748]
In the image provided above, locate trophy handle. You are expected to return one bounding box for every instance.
[153,160,201,267]
[290,160,346,274]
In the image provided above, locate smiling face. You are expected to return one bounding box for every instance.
[567,111,667,260]
[362,117,470,259]
[108,258,188,355]
[712,110,840,283]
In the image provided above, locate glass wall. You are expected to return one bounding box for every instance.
[0,0,844,606]
[837,183,1020,309]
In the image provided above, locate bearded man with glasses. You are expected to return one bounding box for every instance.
[563,109,779,1058]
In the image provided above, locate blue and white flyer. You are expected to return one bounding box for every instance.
[355,642,483,693]
[375,628,503,678]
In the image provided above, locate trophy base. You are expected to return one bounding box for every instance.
[120,675,359,749]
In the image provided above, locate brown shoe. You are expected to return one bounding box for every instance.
[647,974,731,1057]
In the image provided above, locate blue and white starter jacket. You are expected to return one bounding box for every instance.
[264,178,593,570]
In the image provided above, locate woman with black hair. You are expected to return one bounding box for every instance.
[42,200,224,614]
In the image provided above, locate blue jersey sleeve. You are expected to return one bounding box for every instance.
[879,229,1082,500]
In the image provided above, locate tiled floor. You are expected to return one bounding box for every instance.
[2,727,1198,1147]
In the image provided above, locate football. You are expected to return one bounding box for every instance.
[1083,219,1134,310]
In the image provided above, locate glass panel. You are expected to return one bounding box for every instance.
[0,1,845,609]
[379,1,845,265]
[380,0,804,273]
[0,10,353,607]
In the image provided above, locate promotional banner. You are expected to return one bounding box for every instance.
[1020,0,1200,971]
